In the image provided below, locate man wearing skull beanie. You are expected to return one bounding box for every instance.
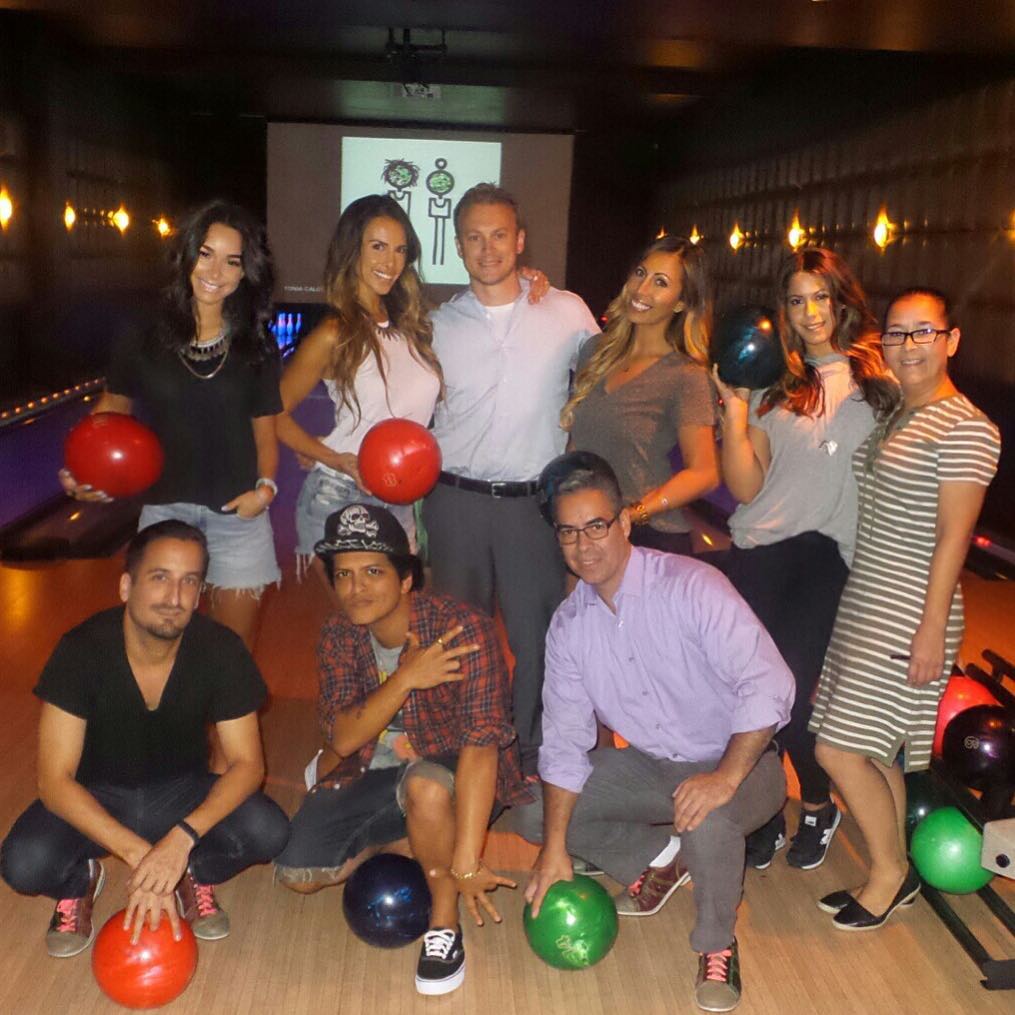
[274,503,530,996]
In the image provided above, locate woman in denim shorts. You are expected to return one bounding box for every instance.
[60,201,282,648]
[277,195,443,588]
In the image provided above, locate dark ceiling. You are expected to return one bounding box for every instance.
[4,1,1015,131]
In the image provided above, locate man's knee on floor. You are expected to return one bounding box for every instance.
[1,833,60,895]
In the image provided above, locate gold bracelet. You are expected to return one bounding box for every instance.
[630,501,650,525]
[449,860,485,881]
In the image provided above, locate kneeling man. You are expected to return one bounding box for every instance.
[1,520,289,956]
[519,453,794,1013]
[274,504,530,997]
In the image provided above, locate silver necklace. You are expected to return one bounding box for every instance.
[183,328,229,361]
[178,338,231,380]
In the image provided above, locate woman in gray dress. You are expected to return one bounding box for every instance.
[561,234,719,556]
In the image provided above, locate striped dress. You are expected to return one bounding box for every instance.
[809,394,1000,770]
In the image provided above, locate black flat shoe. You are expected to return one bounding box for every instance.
[817,890,854,914]
[832,867,921,931]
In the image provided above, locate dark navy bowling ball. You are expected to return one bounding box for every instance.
[342,853,432,948]
[711,306,785,390]
[904,770,949,843]
[942,705,1014,790]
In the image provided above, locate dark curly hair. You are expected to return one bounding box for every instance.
[159,200,276,363]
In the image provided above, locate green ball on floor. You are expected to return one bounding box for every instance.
[910,806,993,894]
[523,874,618,970]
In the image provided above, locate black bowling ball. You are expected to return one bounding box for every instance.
[711,306,785,390]
[903,770,948,843]
[941,704,1014,790]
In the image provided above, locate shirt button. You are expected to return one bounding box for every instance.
[642,691,648,697]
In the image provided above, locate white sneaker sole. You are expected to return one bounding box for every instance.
[415,958,466,996]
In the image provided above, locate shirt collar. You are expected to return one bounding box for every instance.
[453,276,529,315]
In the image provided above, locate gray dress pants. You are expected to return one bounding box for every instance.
[511,745,786,953]
[423,481,565,767]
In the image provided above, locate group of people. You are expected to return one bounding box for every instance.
[0,181,1001,1013]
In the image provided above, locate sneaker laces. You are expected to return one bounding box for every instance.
[422,929,457,959]
[703,948,733,982]
[53,897,80,932]
[628,871,647,897]
[192,880,219,918]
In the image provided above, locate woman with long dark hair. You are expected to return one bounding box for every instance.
[61,200,282,647]
[714,247,898,872]
[811,287,999,929]
[276,194,443,587]
[562,234,719,556]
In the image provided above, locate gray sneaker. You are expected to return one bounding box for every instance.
[176,870,230,940]
[46,859,105,958]
[695,938,741,1012]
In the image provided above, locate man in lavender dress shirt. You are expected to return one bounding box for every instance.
[517,452,793,1013]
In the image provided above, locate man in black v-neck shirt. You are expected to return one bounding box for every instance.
[0,521,289,959]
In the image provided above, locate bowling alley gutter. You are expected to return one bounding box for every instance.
[0,378,104,430]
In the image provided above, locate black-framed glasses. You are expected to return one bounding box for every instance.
[880,327,950,347]
[554,513,620,545]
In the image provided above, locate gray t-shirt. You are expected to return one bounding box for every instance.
[728,355,878,564]
[368,633,411,771]
[570,345,716,533]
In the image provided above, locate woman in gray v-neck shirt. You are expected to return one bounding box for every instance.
[563,235,719,556]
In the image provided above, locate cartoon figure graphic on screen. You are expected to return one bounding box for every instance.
[381,158,420,216]
[426,158,456,267]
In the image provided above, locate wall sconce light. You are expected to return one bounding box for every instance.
[112,205,130,233]
[728,222,744,252]
[872,206,895,251]
[656,226,667,239]
[155,216,171,238]
[63,203,77,231]
[0,186,12,229]
[786,211,806,251]
[689,225,702,245]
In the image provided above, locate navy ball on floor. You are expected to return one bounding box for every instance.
[941,705,1014,790]
[342,854,432,948]
[711,306,785,390]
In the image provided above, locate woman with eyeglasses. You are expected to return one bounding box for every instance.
[561,234,719,557]
[809,287,1000,931]
[713,247,898,873]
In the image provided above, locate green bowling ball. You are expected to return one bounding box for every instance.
[910,806,993,894]
[523,874,618,970]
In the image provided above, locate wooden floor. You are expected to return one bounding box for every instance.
[1,512,1013,1013]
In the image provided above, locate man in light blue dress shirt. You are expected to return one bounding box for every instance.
[517,452,793,1013]
[423,185,599,775]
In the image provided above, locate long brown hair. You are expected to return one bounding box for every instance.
[323,195,442,422]
[561,235,712,430]
[760,247,897,420]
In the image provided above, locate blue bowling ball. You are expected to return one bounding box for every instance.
[342,853,432,948]
[711,306,785,390]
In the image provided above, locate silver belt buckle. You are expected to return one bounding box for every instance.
[489,481,508,498]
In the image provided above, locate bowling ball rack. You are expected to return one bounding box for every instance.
[916,650,1015,991]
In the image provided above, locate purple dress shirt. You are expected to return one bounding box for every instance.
[538,547,795,794]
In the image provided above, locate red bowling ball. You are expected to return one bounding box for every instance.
[357,418,441,505]
[932,673,999,757]
[65,412,164,498]
[92,909,198,1009]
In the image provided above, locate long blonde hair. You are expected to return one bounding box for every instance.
[561,236,711,430]
[323,195,442,423]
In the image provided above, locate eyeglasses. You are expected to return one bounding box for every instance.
[554,513,620,545]
[880,327,950,347]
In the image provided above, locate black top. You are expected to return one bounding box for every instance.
[106,327,282,510]
[34,608,267,787]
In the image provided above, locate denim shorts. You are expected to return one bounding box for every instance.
[294,468,416,560]
[139,502,281,592]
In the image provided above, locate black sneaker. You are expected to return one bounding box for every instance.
[787,802,841,870]
[745,811,786,870]
[415,927,465,996]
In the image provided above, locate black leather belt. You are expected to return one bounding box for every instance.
[438,471,541,498]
